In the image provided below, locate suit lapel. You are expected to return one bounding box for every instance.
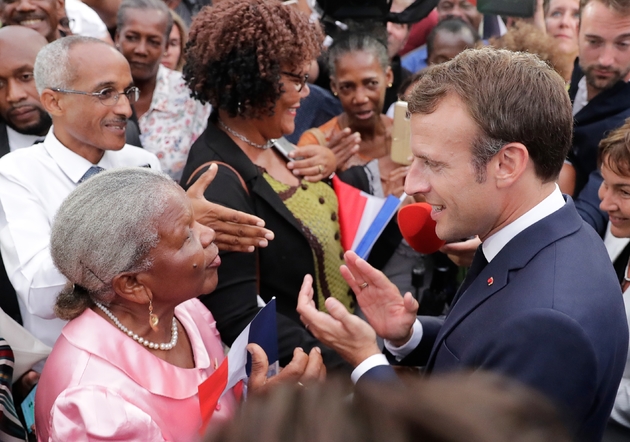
[426,197,583,370]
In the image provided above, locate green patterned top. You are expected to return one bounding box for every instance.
[264,173,353,313]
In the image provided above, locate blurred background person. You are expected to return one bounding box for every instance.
[35,168,323,441]
[544,0,580,79]
[206,373,572,442]
[180,0,349,370]
[161,9,187,71]
[298,33,406,197]
[115,0,209,181]
[490,22,573,85]
[426,18,480,66]
[384,0,413,111]
[402,0,504,74]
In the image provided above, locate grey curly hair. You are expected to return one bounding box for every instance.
[51,168,182,320]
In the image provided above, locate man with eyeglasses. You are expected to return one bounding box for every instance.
[0,36,274,350]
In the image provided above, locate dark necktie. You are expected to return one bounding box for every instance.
[79,166,105,184]
[450,245,488,308]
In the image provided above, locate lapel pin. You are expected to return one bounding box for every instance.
[487,277,494,286]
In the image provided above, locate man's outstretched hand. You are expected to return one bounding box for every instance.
[186,164,274,252]
[296,274,381,367]
[341,251,418,347]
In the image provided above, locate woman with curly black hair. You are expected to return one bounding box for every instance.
[180,0,350,370]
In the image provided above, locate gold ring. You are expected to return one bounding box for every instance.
[359,282,368,289]
[318,164,325,174]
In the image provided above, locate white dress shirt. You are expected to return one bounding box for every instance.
[0,128,161,348]
[573,77,588,117]
[6,127,42,152]
[352,185,566,383]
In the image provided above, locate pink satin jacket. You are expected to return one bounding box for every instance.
[35,298,237,441]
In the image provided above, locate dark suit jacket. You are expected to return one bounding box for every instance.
[568,62,630,196]
[180,116,349,370]
[363,198,628,442]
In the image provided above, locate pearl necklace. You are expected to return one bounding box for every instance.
[218,120,275,150]
[95,302,178,351]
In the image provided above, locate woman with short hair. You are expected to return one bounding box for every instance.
[34,168,323,441]
[180,0,350,370]
[116,0,210,181]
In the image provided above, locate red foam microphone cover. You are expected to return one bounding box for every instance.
[397,203,446,254]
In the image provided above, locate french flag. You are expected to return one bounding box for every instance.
[332,175,403,259]
[198,299,278,432]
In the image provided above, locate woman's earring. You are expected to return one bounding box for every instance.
[388,83,393,88]
[333,92,338,97]
[148,299,159,331]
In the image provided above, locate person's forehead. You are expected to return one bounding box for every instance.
[581,1,630,32]
[0,41,42,72]
[69,44,132,87]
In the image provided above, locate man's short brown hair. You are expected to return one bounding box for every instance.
[407,47,573,183]
[580,0,630,16]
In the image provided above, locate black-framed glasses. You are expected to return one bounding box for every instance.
[281,71,309,92]
[50,86,140,106]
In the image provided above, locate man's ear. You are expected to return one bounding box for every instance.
[40,89,64,116]
[112,272,152,305]
[491,142,529,189]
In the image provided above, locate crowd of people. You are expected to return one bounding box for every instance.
[2,0,630,440]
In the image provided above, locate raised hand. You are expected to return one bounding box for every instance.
[327,128,360,171]
[287,144,336,181]
[186,164,275,252]
[341,251,418,347]
[296,274,380,367]
[247,343,326,394]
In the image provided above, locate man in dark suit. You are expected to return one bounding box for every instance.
[297,48,628,442]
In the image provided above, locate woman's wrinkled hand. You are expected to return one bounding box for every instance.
[247,343,325,394]
[287,144,337,182]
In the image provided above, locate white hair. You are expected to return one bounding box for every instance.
[34,35,110,95]
[51,168,182,320]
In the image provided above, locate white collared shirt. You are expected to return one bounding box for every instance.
[573,76,588,116]
[138,65,210,182]
[0,128,161,347]
[6,126,42,152]
[352,185,566,383]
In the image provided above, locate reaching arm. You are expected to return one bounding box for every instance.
[186,164,274,253]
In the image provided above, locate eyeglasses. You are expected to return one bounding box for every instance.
[50,86,140,106]
[281,71,309,92]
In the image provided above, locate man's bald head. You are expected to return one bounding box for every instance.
[0,26,51,136]
[0,25,49,48]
